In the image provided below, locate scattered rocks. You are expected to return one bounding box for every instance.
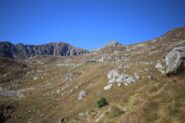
[104,69,140,90]
[61,83,70,91]
[63,73,74,81]
[0,89,24,97]
[78,90,87,100]
[98,55,123,63]
[19,87,35,92]
[98,55,112,63]
[107,69,119,79]
[165,46,185,75]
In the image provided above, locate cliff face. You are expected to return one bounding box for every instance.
[0,42,88,58]
[0,42,17,58]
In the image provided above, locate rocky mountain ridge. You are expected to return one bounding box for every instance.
[0,42,88,58]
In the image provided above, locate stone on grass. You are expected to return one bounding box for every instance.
[78,90,87,100]
[104,84,112,91]
[79,112,85,118]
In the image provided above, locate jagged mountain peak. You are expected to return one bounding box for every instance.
[96,40,124,52]
[0,41,88,58]
[104,40,122,47]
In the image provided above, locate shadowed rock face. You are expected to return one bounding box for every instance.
[0,42,88,58]
[0,42,16,58]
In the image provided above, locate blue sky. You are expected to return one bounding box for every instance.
[0,0,185,50]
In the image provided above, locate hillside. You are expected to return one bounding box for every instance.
[0,27,185,123]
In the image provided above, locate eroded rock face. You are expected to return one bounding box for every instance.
[165,47,185,75]
[0,42,16,58]
[0,42,88,58]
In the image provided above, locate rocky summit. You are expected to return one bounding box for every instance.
[0,27,185,123]
[0,42,88,58]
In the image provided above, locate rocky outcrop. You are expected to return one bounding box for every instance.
[104,69,139,90]
[0,41,88,58]
[107,69,138,85]
[97,40,123,52]
[165,46,185,75]
[103,40,122,48]
[0,42,16,58]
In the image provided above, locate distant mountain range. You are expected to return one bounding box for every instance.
[0,42,88,58]
[1,26,185,59]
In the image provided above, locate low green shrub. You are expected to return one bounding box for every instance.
[97,97,108,108]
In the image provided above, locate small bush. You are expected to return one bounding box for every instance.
[97,97,108,108]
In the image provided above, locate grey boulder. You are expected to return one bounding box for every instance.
[165,47,185,75]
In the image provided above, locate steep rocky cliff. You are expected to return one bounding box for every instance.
[0,42,88,58]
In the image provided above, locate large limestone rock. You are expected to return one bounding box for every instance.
[165,47,185,75]
[107,69,137,86]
